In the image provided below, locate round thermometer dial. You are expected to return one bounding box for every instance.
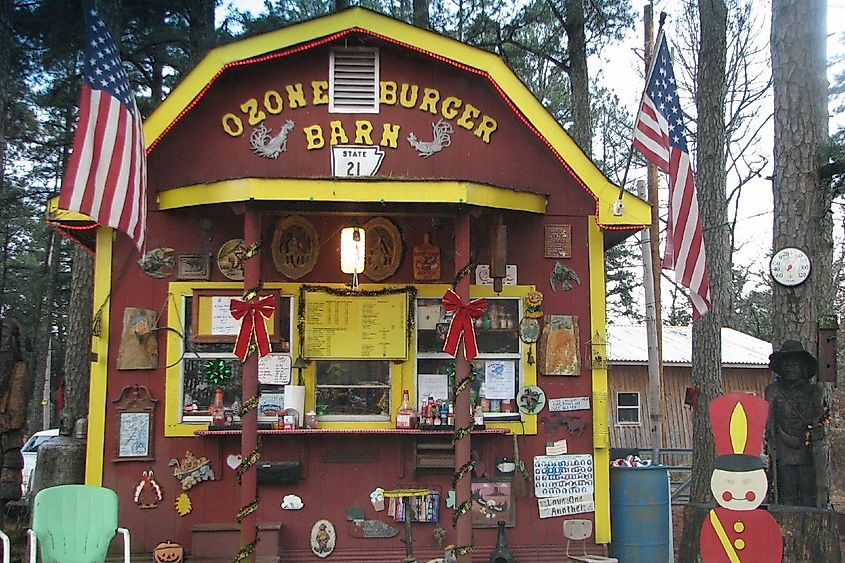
[769,247,811,287]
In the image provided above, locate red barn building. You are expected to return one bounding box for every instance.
[50,8,649,561]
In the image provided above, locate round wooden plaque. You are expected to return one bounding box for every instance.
[363,217,403,281]
[217,239,245,281]
[272,215,319,279]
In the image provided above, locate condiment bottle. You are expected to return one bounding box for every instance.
[396,389,417,429]
[210,387,226,427]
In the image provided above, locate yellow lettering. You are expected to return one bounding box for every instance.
[264,90,283,114]
[380,81,397,105]
[399,84,419,108]
[419,87,441,114]
[303,125,325,150]
[457,103,481,131]
[355,120,374,144]
[240,98,266,126]
[473,115,498,143]
[222,113,244,137]
[380,123,400,148]
[441,96,462,119]
[286,84,306,109]
[312,81,328,105]
[329,120,348,145]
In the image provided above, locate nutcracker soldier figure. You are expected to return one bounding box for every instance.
[699,392,783,562]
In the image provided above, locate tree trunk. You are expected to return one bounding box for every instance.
[563,0,591,155]
[0,0,9,184]
[771,0,832,345]
[0,0,10,319]
[771,0,832,507]
[186,0,216,68]
[412,0,429,29]
[28,435,85,502]
[27,232,62,434]
[769,0,840,559]
[62,246,93,428]
[679,1,728,561]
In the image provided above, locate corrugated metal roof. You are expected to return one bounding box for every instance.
[607,325,772,367]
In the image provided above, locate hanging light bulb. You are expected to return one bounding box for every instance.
[340,226,365,289]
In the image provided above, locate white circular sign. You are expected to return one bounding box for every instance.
[769,247,811,287]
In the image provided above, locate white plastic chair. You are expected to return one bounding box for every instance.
[0,529,10,563]
[563,519,618,563]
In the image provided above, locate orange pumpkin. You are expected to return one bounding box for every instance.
[153,540,183,563]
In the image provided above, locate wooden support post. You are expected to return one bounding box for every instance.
[454,213,472,562]
[239,208,261,562]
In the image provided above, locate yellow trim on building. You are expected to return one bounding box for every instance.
[85,228,113,486]
[157,178,547,213]
[143,7,648,229]
[47,195,92,222]
[588,217,611,544]
[164,281,537,437]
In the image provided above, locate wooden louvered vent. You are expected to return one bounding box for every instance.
[329,48,379,113]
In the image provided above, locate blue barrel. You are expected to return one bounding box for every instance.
[608,465,671,562]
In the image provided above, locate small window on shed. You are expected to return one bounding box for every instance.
[329,48,379,113]
[616,392,641,425]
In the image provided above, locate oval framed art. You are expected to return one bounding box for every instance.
[272,215,319,279]
[363,216,403,282]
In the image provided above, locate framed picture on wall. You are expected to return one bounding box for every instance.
[118,411,151,458]
[471,480,516,528]
[113,385,157,462]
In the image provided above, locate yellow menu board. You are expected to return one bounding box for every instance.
[303,290,408,359]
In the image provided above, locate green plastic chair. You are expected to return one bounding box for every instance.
[27,484,130,563]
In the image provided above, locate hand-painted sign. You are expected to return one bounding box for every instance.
[548,396,590,412]
[533,454,593,498]
[537,493,594,519]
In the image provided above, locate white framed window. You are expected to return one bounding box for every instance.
[329,47,379,113]
[179,294,293,424]
[314,360,391,422]
[616,392,641,425]
[415,296,522,422]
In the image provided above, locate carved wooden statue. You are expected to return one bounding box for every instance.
[765,340,824,507]
[0,319,30,513]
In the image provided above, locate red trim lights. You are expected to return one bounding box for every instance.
[147,25,635,232]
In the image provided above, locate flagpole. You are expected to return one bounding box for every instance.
[640,5,665,462]
[617,13,667,202]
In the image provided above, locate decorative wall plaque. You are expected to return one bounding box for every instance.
[544,224,572,258]
[538,315,580,375]
[176,253,211,280]
[363,216,402,281]
[272,215,319,279]
[217,239,245,280]
[413,232,440,281]
[117,307,158,370]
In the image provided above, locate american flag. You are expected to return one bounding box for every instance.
[633,31,710,319]
[60,4,146,252]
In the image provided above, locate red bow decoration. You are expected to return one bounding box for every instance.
[442,289,488,361]
[230,294,275,362]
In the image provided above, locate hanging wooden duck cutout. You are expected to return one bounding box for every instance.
[134,469,163,509]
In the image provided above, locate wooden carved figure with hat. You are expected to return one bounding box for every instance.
[699,392,783,562]
[765,339,825,507]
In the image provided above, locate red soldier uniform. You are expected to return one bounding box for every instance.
[700,392,783,562]
[700,506,783,562]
